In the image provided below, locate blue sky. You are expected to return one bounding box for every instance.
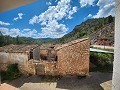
[0,0,115,38]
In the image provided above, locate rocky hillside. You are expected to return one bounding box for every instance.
[0,16,115,46]
[90,22,114,45]
[56,15,115,46]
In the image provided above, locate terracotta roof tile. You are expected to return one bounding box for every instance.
[0,44,39,53]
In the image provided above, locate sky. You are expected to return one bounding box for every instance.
[0,0,115,38]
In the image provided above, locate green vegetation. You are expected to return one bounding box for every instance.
[90,52,113,72]
[0,15,115,46]
[0,35,42,47]
[0,64,21,80]
[55,15,115,44]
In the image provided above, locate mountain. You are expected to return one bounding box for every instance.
[56,15,115,46]
[0,31,2,36]
[0,15,115,46]
[38,38,56,42]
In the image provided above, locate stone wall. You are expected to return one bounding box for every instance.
[56,39,90,76]
[45,62,58,76]
[33,46,40,60]
[0,39,89,76]
[40,49,48,60]
[35,61,57,76]
[0,52,36,75]
[26,60,36,75]
[0,52,28,71]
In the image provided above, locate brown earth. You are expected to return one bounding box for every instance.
[1,72,112,90]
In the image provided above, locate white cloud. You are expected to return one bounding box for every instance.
[23,28,31,31]
[0,27,39,38]
[87,14,92,18]
[84,14,93,20]
[46,2,52,5]
[93,0,115,18]
[67,6,78,19]
[0,27,9,35]
[79,0,96,7]
[29,0,77,38]
[38,20,68,38]
[29,15,39,25]
[9,28,21,37]
[0,21,11,26]
[13,13,24,21]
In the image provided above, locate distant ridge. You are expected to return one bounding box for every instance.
[56,15,115,46]
[0,31,2,36]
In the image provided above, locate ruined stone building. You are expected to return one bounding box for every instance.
[0,44,40,74]
[0,38,90,76]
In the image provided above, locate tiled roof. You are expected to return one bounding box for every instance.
[0,44,39,53]
[55,38,89,50]
[40,44,60,50]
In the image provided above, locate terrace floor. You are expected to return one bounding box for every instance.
[1,72,112,90]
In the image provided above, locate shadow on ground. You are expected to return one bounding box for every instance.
[4,72,112,90]
[56,72,112,90]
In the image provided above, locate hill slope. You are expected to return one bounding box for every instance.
[56,15,115,46]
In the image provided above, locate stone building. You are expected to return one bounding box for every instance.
[56,38,90,75]
[0,44,40,74]
[38,38,90,76]
[0,38,90,76]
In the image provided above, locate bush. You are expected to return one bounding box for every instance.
[0,63,21,80]
[90,52,113,72]
[90,52,113,65]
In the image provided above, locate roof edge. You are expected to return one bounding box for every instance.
[56,37,89,50]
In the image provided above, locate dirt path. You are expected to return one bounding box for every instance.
[4,72,112,90]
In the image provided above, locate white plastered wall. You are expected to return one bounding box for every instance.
[112,0,120,89]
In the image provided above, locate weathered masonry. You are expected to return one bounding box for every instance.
[38,38,90,76]
[56,38,90,75]
[0,44,40,74]
[0,38,90,76]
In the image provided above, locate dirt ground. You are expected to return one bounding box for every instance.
[2,72,112,90]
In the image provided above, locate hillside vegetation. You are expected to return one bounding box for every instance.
[56,15,115,45]
[0,35,42,47]
[0,15,114,46]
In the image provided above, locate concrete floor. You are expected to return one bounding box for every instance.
[3,72,112,90]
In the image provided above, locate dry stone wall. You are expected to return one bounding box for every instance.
[57,39,89,76]
[45,62,58,76]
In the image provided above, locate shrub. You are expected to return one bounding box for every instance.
[90,52,113,72]
[0,63,21,80]
[90,52,113,65]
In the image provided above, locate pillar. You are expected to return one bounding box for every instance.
[112,0,120,89]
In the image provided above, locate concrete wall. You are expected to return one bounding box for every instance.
[112,0,120,89]
[57,40,89,76]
